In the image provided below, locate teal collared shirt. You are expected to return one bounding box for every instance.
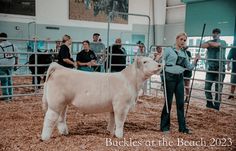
[163,46,195,74]
[206,39,226,68]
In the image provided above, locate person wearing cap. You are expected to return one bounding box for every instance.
[0,32,18,102]
[201,28,227,111]
[92,33,100,42]
[90,33,105,72]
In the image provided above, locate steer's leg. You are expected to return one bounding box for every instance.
[57,106,69,135]
[107,112,115,135]
[114,103,130,138]
[41,108,60,141]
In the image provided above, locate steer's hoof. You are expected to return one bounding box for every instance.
[61,131,69,135]
[41,135,50,141]
[115,132,123,138]
[59,128,69,135]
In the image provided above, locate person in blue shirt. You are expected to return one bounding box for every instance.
[201,28,227,110]
[160,32,200,134]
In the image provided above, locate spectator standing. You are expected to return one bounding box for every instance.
[58,35,76,68]
[201,28,227,110]
[106,38,127,72]
[227,47,236,99]
[136,41,146,56]
[0,33,18,102]
[90,33,105,72]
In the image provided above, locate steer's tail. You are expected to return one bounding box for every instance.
[45,62,59,82]
[42,62,61,112]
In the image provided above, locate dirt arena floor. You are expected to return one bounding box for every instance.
[0,77,235,151]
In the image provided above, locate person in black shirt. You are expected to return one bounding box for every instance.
[105,38,127,72]
[76,40,97,72]
[58,35,76,68]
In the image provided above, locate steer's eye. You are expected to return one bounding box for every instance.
[143,61,147,64]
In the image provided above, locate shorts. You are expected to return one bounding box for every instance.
[183,70,192,78]
[231,73,236,84]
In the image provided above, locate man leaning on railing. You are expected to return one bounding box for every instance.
[201,28,227,111]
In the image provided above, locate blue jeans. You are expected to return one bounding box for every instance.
[0,67,13,99]
[78,66,94,72]
[205,71,225,109]
[160,72,187,132]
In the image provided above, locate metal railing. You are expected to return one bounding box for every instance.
[148,45,236,107]
[0,38,235,109]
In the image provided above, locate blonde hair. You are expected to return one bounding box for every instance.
[115,38,122,44]
[176,32,188,39]
[62,34,71,43]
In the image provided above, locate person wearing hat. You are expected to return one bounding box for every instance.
[92,33,100,42]
[90,33,105,72]
[201,28,227,111]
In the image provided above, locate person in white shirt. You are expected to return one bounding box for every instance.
[0,33,18,102]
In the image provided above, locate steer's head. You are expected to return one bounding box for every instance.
[135,56,162,80]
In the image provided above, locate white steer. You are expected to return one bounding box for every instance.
[41,56,162,140]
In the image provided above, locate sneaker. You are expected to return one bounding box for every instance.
[163,131,170,134]
[179,128,191,134]
[161,128,170,134]
[161,129,170,134]
[213,106,220,111]
[228,95,234,99]
[206,103,214,109]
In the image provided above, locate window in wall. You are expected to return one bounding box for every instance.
[0,0,35,16]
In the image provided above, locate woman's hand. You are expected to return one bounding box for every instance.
[193,54,201,65]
